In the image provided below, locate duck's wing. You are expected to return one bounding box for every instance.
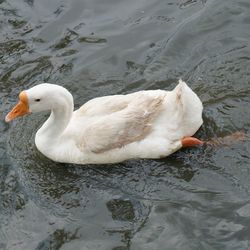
[76,94,165,154]
[75,94,134,117]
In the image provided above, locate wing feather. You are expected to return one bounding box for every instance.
[78,94,165,154]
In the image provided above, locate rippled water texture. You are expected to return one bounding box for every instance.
[1,0,250,249]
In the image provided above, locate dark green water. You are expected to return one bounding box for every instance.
[1,0,250,249]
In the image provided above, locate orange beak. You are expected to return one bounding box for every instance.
[5,91,30,122]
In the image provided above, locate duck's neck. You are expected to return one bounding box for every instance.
[37,92,74,140]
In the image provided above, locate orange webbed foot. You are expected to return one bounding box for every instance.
[181,137,204,147]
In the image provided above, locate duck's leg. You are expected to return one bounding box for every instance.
[181,131,247,148]
[181,137,204,147]
[204,131,247,146]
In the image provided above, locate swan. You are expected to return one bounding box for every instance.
[5,80,203,164]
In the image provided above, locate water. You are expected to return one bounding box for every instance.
[1,0,250,249]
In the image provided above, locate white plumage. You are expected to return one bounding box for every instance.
[6,80,203,164]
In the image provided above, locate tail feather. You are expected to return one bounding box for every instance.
[173,79,203,136]
[173,79,187,107]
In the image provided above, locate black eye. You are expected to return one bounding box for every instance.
[35,99,41,102]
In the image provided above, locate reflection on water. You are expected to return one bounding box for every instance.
[1,0,250,249]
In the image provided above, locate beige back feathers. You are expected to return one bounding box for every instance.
[77,94,165,154]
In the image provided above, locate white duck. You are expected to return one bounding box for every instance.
[5,80,203,164]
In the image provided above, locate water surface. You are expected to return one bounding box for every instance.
[1,0,250,249]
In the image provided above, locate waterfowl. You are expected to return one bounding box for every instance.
[5,80,203,164]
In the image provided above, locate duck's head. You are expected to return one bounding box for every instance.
[5,83,73,122]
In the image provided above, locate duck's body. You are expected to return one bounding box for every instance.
[6,80,203,164]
